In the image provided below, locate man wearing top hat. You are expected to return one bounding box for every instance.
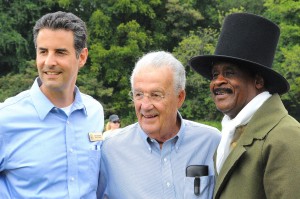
[189,13,300,199]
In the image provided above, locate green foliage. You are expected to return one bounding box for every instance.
[0,0,299,124]
[174,28,223,121]
[217,7,246,27]
[0,61,37,102]
[280,45,300,120]
[0,0,42,74]
[216,0,265,14]
[199,120,222,131]
[165,0,204,39]
[88,10,111,40]
[263,0,300,121]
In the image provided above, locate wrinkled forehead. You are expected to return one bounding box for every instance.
[133,65,174,90]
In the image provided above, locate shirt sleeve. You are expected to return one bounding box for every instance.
[0,132,5,172]
[96,147,108,199]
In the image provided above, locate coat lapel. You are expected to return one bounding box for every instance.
[213,94,288,199]
[214,145,246,198]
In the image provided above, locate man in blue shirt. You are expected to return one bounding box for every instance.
[0,11,104,198]
[98,51,221,199]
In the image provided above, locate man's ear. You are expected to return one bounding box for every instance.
[79,48,88,69]
[255,74,265,90]
[177,89,186,108]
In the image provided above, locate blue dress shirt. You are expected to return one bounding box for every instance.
[98,113,221,199]
[0,78,104,199]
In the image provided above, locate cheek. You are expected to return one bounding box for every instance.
[209,83,214,93]
[35,62,43,72]
[35,57,43,67]
[234,88,252,108]
[134,103,141,114]
[161,101,176,116]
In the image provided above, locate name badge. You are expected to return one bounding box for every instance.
[88,132,103,141]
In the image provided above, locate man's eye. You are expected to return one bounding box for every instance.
[39,50,47,55]
[212,72,218,79]
[225,71,234,76]
[135,92,143,97]
[57,51,67,55]
[151,93,160,97]
[151,93,163,99]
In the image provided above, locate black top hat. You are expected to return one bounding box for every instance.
[189,13,289,94]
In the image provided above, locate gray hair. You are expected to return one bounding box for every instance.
[33,11,87,58]
[130,51,186,94]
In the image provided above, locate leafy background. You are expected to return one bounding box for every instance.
[1,0,299,128]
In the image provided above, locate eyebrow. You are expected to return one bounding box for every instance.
[37,47,47,51]
[133,89,164,93]
[37,47,69,53]
[56,48,68,52]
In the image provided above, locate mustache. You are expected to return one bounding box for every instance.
[213,87,233,95]
[139,111,159,116]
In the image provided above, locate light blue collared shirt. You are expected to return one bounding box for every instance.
[98,113,221,199]
[0,78,104,199]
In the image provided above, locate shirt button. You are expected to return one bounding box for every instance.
[166,182,170,187]
[164,158,167,162]
[70,177,75,181]
[69,148,74,153]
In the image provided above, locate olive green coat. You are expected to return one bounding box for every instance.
[214,94,300,199]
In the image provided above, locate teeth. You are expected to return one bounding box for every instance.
[46,72,59,75]
[214,88,232,95]
[144,115,155,118]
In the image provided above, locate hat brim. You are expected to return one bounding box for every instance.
[110,118,120,122]
[189,55,290,95]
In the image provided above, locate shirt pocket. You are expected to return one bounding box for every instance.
[184,175,214,199]
[88,143,101,190]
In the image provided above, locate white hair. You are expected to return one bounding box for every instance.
[130,51,186,94]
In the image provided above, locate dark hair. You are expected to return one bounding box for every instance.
[33,11,87,58]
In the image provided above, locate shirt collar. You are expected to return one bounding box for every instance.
[72,86,88,116]
[30,77,87,120]
[138,111,186,153]
[174,112,185,152]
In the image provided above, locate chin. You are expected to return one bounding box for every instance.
[216,106,230,114]
[141,126,156,135]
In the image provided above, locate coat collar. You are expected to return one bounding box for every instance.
[214,94,288,198]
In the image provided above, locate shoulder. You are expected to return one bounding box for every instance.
[181,119,221,145]
[267,114,300,141]
[0,90,31,125]
[80,92,101,105]
[79,92,103,110]
[183,119,221,137]
[103,123,139,144]
[0,90,31,111]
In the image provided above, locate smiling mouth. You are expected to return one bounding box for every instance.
[45,71,61,75]
[143,114,157,118]
[213,88,233,95]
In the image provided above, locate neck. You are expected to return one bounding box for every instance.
[155,139,164,149]
[156,140,164,144]
[41,86,75,108]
